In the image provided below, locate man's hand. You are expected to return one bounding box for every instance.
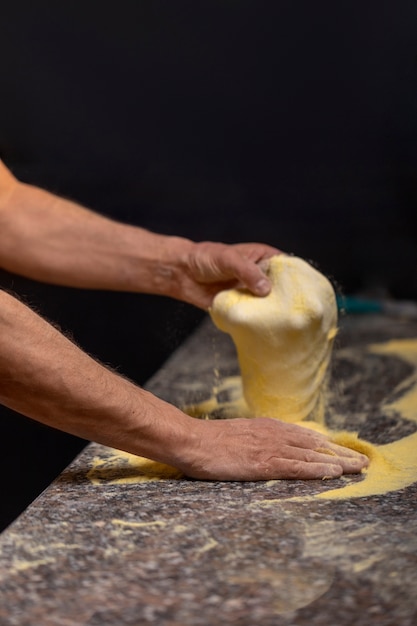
[178,241,280,309]
[179,417,369,481]
[0,162,279,308]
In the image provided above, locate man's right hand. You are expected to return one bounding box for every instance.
[179,416,369,481]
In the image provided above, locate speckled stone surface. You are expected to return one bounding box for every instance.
[0,314,417,626]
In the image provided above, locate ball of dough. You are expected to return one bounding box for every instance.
[209,255,338,422]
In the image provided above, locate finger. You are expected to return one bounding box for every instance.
[232,243,281,261]
[282,446,367,475]
[314,451,367,474]
[266,458,344,480]
[282,424,369,466]
[314,447,338,456]
[219,249,273,296]
[322,441,369,465]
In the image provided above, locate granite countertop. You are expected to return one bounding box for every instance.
[0,314,417,626]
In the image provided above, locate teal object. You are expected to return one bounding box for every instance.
[336,295,417,318]
[336,295,382,314]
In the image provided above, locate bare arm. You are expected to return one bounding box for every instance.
[0,289,195,467]
[0,289,368,480]
[0,162,369,479]
[0,162,278,309]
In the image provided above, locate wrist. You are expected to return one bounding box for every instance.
[147,234,196,300]
[116,387,201,469]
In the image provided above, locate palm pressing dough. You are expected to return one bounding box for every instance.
[209,255,338,422]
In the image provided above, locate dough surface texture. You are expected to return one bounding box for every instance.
[209,255,338,422]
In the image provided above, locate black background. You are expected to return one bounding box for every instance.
[1,1,417,530]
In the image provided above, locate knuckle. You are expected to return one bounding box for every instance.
[286,460,307,479]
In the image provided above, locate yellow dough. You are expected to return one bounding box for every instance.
[209,255,338,422]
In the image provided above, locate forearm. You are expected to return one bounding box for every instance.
[0,290,369,480]
[0,162,279,309]
[0,164,194,297]
[0,289,196,466]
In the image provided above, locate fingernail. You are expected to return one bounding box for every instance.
[255,278,271,296]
